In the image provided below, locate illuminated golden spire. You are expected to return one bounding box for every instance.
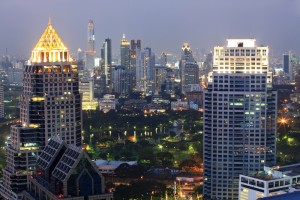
[30,20,72,63]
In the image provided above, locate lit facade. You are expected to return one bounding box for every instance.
[0,84,4,118]
[85,20,96,70]
[179,43,200,94]
[101,38,112,91]
[203,39,277,199]
[239,165,300,200]
[0,21,82,200]
[79,78,98,110]
[120,34,131,97]
[136,47,155,96]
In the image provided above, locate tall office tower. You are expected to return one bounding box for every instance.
[179,43,199,94]
[111,65,126,95]
[130,39,141,92]
[161,52,167,67]
[120,34,131,97]
[77,48,85,70]
[282,51,298,81]
[0,84,4,118]
[0,20,82,200]
[154,66,167,94]
[101,38,112,92]
[85,20,96,70]
[203,39,277,200]
[136,47,155,96]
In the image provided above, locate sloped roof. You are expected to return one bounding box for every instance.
[36,136,65,171]
[32,20,68,52]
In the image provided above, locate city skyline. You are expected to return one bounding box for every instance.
[0,0,300,57]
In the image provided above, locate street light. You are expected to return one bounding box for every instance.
[158,144,163,152]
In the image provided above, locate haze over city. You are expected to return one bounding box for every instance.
[1,0,300,57]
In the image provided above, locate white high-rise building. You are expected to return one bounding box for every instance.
[203,39,277,199]
[0,20,82,200]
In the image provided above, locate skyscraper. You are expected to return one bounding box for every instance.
[179,43,199,94]
[0,20,82,200]
[120,34,131,97]
[161,52,167,67]
[130,39,141,92]
[203,39,277,199]
[101,38,112,92]
[136,47,155,96]
[282,51,299,81]
[85,20,96,70]
[0,84,4,118]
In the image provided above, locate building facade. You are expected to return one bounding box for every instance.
[85,20,96,70]
[79,78,98,110]
[99,94,116,113]
[23,136,113,200]
[203,39,277,199]
[239,164,300,200]
[120,34,131,97]
[179,43,200,94]
[0,20,82,200]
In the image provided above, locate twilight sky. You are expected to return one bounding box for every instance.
[0,0,300,58]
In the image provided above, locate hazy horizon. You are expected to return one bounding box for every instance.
[1,0,300,58]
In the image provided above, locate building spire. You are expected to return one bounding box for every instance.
[48,17,51,25]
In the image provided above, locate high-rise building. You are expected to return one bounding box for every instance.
[179,43,199,94]
[283,51,297,81]
[100,38,112,92]
[0,84,4,118]
[0,20,82,200]
[136,47,155,96]
[161,52,167,67]
[130,39,141,92]
[23,136,113,200]
[203,39,277,199]
[85,20,96,70]
[120,34,131,97]
[111,65,126,95]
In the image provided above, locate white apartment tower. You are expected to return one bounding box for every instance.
[203,39,277,200]
[0,20,82,200]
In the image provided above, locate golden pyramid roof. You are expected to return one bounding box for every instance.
[30,19,71,63]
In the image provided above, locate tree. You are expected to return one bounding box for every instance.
[156,152,174,167]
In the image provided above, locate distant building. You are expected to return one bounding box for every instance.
[99,94,116,113]
[154,66,167,94]
[101,38,112,92]
[161,52,167,67]
[179,43,199,94]
[85,20,96,70]
[79,78,98,110]
[239,164,300,200]
[23,136,113,200]
[95,159,137,175]
[136,47,155,96]
[111,65,126,95]
[171,99,189,111]
[0,84,3,118]
[120,34,131,97]
[130,39,141,91]
[7,68,23,86]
